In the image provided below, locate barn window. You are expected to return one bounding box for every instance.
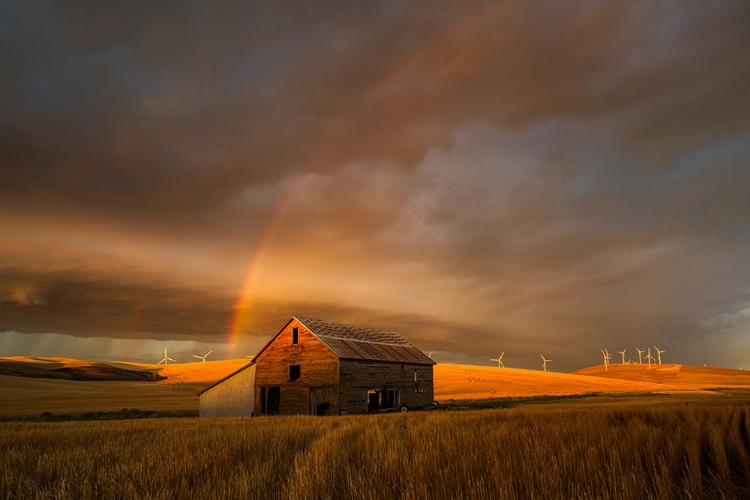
[366,389,401,411]
[381,389,400,409]
[289,365,301,381]
[292,327,299,344]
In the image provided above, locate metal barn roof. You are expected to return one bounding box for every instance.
[295,316,434,365]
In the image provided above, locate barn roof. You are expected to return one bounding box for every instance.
[195,361,254,396]
[197,316,434,395]
[295,316,435,365]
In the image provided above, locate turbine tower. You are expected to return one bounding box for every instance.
[192,349,213,362]
[654,346,665,365]
[635,347,644,364]
[540,354,551,372]
[428,352,433,359]
[646,348,655,369]
[490,352,505,368]
[618,349,627,364]
[158,348,176,365]
[601,349,612,371]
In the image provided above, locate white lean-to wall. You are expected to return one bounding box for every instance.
[199,364,256,417]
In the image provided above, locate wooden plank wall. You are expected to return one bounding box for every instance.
[339,360,434,414]
[253,319,340,415]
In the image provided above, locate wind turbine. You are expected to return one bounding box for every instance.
[635,347,644,365]
[192,349,213,362]
[540,354,551,372]
[157,348,176,365]
[618,349,627,364]
[654,346,665,365]
[428,352,433,359]
[646,348,655,369]
[601,350,612,371]
[490,352,505,368]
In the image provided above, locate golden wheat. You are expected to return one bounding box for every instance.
[1,401,749,499]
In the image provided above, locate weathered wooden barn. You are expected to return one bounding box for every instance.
[198,316,435,417]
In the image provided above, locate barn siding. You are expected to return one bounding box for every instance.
[339,360,434,414]
[253,319,340,415]
[199,364,255,417]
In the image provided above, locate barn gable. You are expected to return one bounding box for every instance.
[249,316,434,365]
[253,317,340,415]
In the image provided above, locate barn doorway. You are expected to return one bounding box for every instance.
[367,390,380,412]
[309,386,335,416]
[314,403,331,416]
[260,386,280,414]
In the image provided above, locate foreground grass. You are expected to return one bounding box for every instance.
[1,401,749,499]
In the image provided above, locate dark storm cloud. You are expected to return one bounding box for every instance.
[0,234,240,341]
[3,1,749,231]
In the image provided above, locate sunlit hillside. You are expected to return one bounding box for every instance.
[113,359,250,384]
[3,356,750,417]
[434,363,669,399]
[573,363,750,389]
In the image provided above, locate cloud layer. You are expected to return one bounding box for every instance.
[2,1,750,370]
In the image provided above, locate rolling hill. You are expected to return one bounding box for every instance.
[573,363,750,389]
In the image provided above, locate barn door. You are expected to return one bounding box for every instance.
[367,390,380,412]
[309,386,335,415]
[260,386,280,414]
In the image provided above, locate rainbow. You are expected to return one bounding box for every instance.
[227,176,307,355]
[368,2,503,100]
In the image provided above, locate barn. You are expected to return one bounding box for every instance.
[198,316,435,417]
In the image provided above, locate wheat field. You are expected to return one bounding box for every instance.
[2,398,749,500]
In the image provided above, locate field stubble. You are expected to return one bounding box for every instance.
[1,400,749,500]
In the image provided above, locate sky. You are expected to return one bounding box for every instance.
[1,1,750,371]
